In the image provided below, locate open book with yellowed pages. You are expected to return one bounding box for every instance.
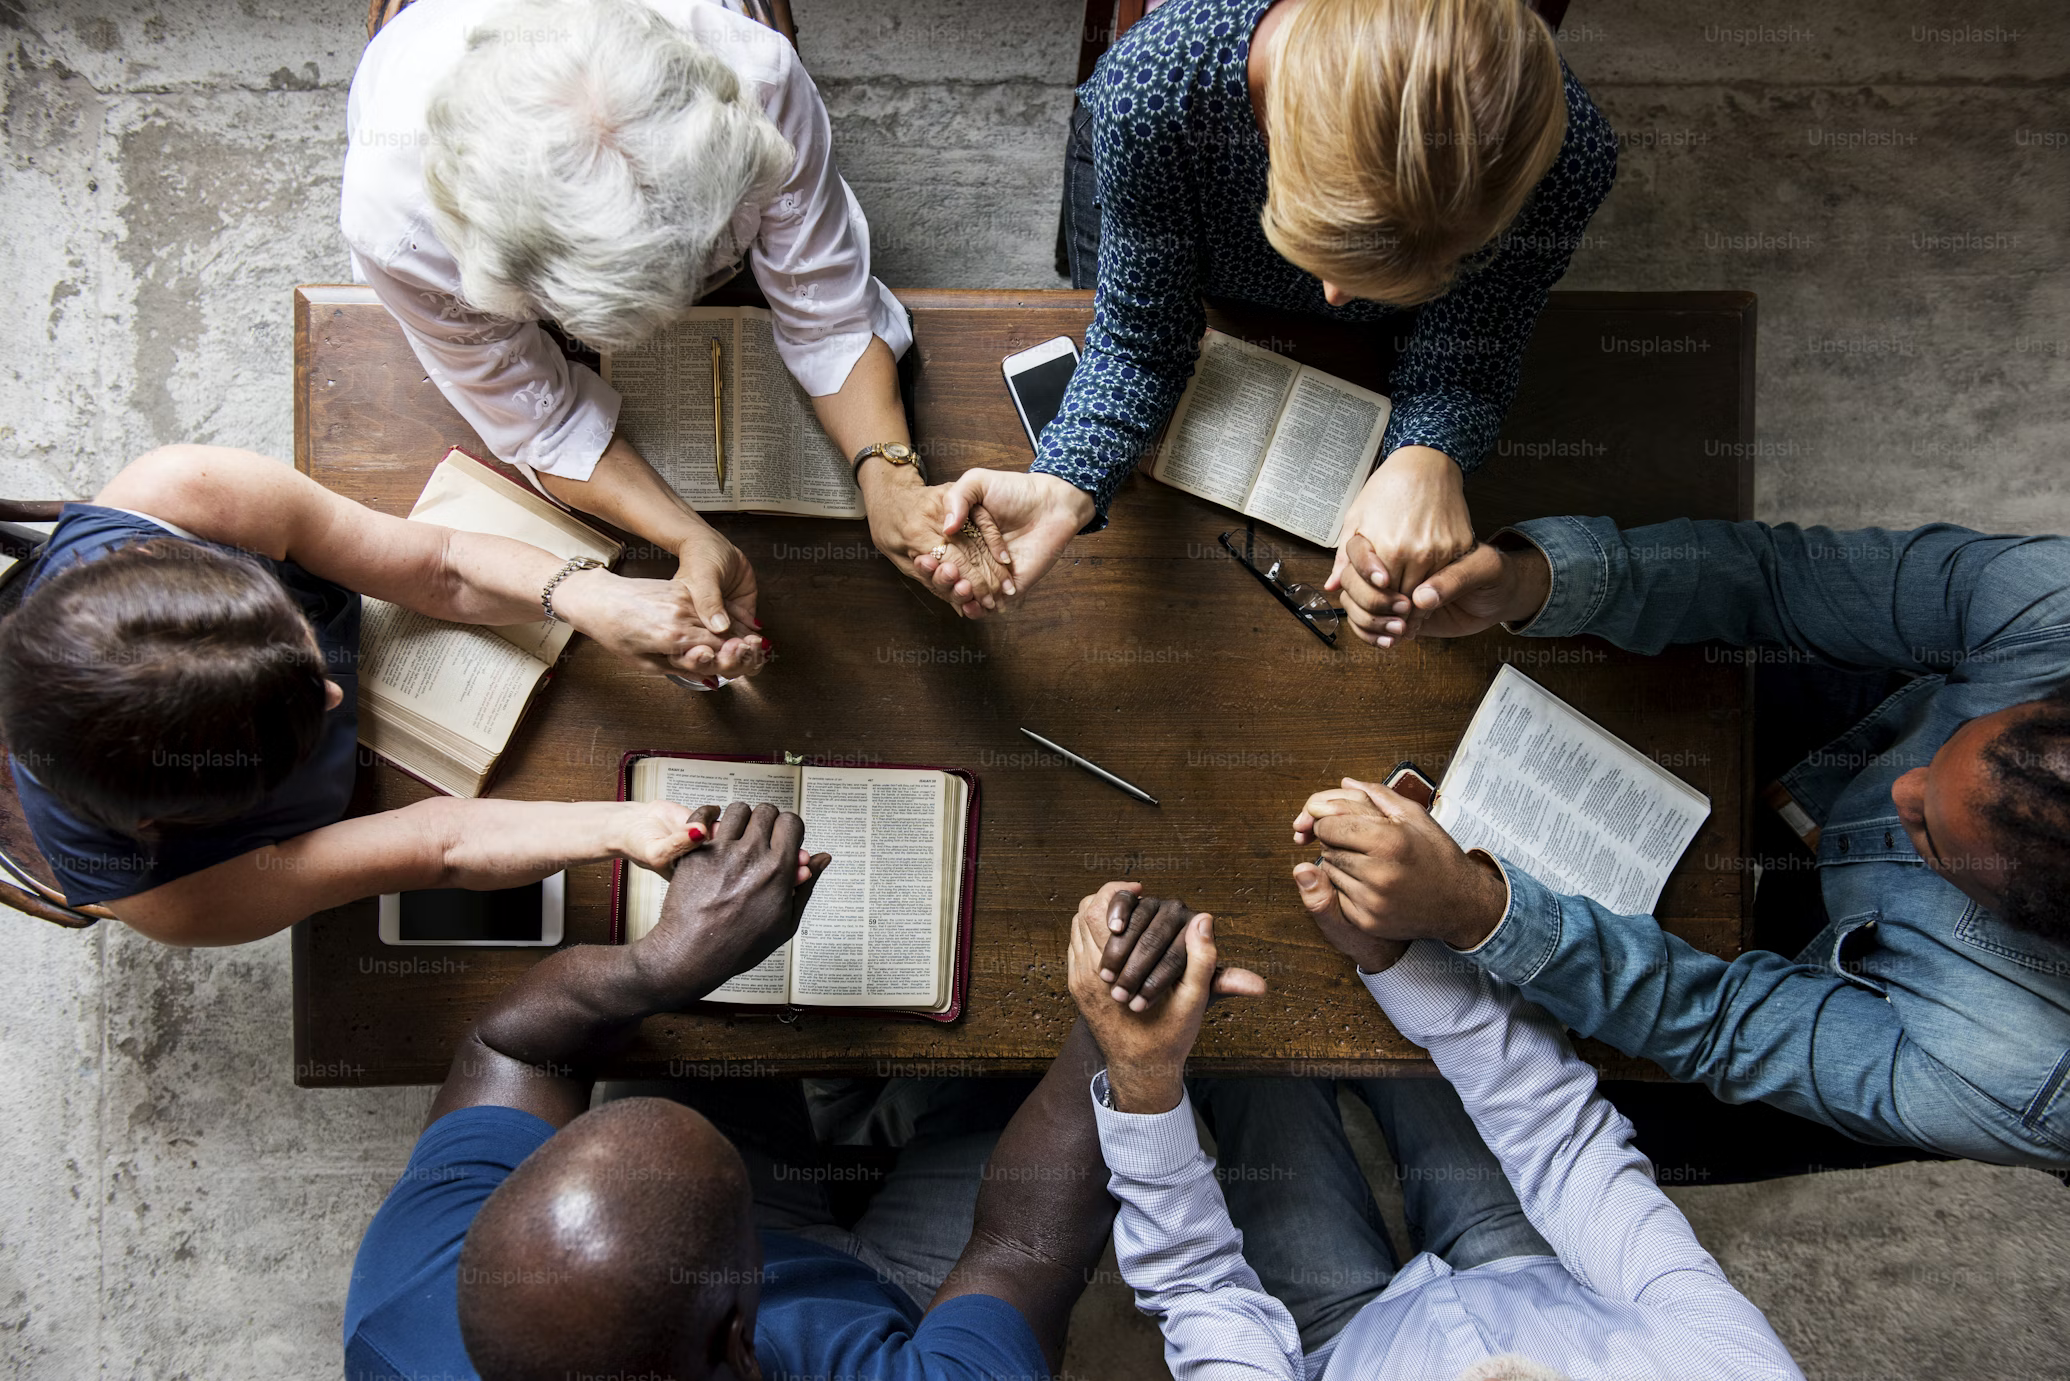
[601,306,862,519]
[356,450,624,798]
[1151,328,1392,547]
[613,751,981,1022]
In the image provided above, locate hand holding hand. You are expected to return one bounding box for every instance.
[863,474,1016,617]
[1091,883,1268,1012]
[1401,539,1554,639]
[558,566,769,683]
[632,801,831,1005]
[1293,858,1407,975]
[1291,777,1508,951]
[1066,882,1263,1113]
[924,469,1096,618]
[1327,446,1475,647]
[670,525,767,673]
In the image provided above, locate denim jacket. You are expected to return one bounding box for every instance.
[1466,517,2070,1169]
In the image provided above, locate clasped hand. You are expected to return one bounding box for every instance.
[1291,777,1509,955]
[630,801,831,1005]
[551,531,769,682]
[1064,882,1265,1114]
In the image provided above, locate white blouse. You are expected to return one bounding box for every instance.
[340,0,910,483]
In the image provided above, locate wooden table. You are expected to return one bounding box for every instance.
[292,286,1756,1086]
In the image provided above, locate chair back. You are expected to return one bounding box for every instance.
[0,523,111,928]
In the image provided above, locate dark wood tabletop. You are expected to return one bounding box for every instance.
[292,285,1755,1086]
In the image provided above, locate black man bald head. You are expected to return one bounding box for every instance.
[456,1098,763,1381]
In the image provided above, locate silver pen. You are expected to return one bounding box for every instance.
[1019,728,1160,807]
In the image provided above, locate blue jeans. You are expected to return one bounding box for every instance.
[1062,100,1101,290]
[1190,1076,1555,1353]
[603,1077,1028,1310]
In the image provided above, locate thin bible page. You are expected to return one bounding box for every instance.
[1433,666,1712,916]
[357,598,543,753]
[629,759,801,1005]
[735,310,861,516]
[791,768,946,1005]
[1243,370,1389,547]
[1155,331,1296,511]
[605,312,736,510]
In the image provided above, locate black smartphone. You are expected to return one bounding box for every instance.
[377,874,565,946]
[1001,335,1080,452]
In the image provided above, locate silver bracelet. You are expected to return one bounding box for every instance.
[541,556,604,623]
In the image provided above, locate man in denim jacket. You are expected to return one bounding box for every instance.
[1297,518,2070,1169]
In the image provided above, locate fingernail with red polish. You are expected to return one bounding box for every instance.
[688,825,707,842]
[702,677,720,689]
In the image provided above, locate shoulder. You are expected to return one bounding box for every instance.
[658,0,800,104]
[345,1107,558,1347]
[1082,0,1233,128]
[1544,59,1619,210]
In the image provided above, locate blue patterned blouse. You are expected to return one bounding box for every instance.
[1033,0,1619,527]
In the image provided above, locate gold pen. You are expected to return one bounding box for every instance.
[709,337,726,489]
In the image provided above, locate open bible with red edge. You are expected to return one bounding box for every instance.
[610,751,980,1022]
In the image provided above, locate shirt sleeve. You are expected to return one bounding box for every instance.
[1381,63,1617,472]
[1363,942,1805,1381]
[1510,514,2070,693]
[747,38,912,396]
[1091,1074,1305,1380]
[1032,88,1209,529]
[355,255,621,483]
[343,1105,558,1377]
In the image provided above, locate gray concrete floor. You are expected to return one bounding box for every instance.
[3,1,2068,1376]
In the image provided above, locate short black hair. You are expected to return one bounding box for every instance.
[1979,687,2070,944]
[0,539,330,837]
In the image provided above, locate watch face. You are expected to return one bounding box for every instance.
[884,444,915,463]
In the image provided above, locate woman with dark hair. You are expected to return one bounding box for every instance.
[0,445,760,947]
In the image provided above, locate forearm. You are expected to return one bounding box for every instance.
[539,435,716,554]
[935,1020,1115,1363]
[106,798,649,947]
[1093,1083,1303,1379]
[1468,862,1907,1141]
[1509,516,2047,670]
[809,335,909,463]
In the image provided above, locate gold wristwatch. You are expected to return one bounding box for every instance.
[851,441,928,485]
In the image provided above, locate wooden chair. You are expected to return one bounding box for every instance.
[0,506,110,928]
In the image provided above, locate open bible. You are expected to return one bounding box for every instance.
[602,307,861,518]
[1431,665,1711,916]
[1151,329,1392,547]
[357,450,623,798]
[615,752,980,1021]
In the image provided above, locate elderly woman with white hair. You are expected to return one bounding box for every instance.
[342,0,1000,681]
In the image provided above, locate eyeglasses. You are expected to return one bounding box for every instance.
[1220,527,1340,647]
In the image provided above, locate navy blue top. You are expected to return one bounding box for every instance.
[345,1105,1051,1380]
[8,504,361,905]
[1033,0,1620,524]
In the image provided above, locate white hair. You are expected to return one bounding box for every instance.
[422,0,794,350]
[1451,1356,1572,1381]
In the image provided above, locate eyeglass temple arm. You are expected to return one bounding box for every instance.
[1217,531,1337,647]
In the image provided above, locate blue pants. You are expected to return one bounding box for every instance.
[1191,1076,1555,1353]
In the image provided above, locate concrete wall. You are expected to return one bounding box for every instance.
[2,2,2067,1377]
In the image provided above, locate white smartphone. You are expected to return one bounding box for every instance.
[1001,335,1080,452]
[377,873,566,947]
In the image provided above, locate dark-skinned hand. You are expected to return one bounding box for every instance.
[632,800,831,1006]
[1094,882,1268,1012]
[1067,882,1265,1114]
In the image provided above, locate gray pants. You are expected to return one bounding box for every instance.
[602,1077,1032,1311]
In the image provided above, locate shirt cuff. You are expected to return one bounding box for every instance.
[1503,516,1614,638]
[773,280,913,397]
[511,365,619,484]
[1089,1072,1204,1179]
[1451,856,1566,987]
[1379,391,1503,475]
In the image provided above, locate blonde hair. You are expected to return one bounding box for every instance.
[1261,0,1567,305]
